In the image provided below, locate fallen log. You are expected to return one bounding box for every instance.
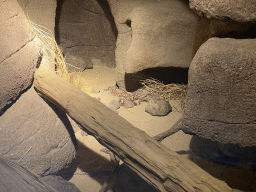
[33,66,232,192]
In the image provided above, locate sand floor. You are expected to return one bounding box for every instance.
[64,67,256,192]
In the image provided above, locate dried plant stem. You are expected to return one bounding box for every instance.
[141,78,187,111]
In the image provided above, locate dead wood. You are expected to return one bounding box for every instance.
[153,117,183,142]
[33,67,232,192]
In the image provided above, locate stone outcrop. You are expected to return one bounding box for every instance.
[0,157,81,192]
[65,54,93,72]
[0,0,40,112]
[182,37,256,147]
[108,0,199,89]
[57,0,117,68]
[192,18,256,56]
[189,0,256,23]
[0,1,77,177]
[0,87,77,176]
[17,0,57,34]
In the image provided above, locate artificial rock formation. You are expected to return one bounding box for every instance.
[56,0,117,68]
[0,0,77,176]
[17,0,57,34]
[183,37,256,147]
[0,87,77,176]
[65,54,93,72]
[189,0,256,22]
[0,0,40,111]
[108,0,199,89]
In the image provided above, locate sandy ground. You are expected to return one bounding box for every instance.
[65,67,256,192]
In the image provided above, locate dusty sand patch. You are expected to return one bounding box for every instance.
[67,67,256,192]
[67,67,186,192]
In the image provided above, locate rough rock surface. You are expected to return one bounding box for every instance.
[0,0,40,112]
[107,99,120,113]
[192,18,256,56]
[17,0,57,34]
[57,0,117,68]
[124,100,134,109]
[0,157,81,192]
[189,0,256,22]
[108,0,199,89]
[65,54,93,72]
[189,136,256,169]
[182,37,256,147]
[0,87,77,176]
[145,98,172,116]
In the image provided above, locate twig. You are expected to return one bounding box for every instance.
[18,146,33,163]
[153,117,183,142]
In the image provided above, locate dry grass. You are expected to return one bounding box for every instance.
[141,78,187,111]
[28,21,91,93]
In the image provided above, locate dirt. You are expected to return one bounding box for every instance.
[64,67,256,192]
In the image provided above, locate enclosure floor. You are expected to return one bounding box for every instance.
[64,67,255,192]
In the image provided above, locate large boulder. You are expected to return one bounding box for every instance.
[17,0,57,34]
[192,18,256,56]
[0,87,77,176]
[189,0,256,23]
[57,0,117,68]
[0,157,80,192]
[0,0,40,112]
[108,0,199,89]
[182,37,256,147]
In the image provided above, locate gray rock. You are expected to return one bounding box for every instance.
[189,136,256,170]
[65,54,92,72]
[145,98,172,116]
[108,0,199,89]
[0,1,40,111]
[0,87,77,176]
[17,0,57,34]
[189,0,256,22]
[192,18,255,56]
[124,100,134,109]
[58,0,116,68]
[107,99,120,113]
[182,37,256,147]
[0,157,80,192]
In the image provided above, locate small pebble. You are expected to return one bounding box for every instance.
[107,99,120,113]
[145,98,172,116]
[124,100,134,109]
[91,87,100,93]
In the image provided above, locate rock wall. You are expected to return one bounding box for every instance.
[56,0,117,68]
[0,0,77,176]
[182,0,256,167]
[108,0,199,89]
[183,37,256,147]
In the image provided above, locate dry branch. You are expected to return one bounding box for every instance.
[33,66,232,192]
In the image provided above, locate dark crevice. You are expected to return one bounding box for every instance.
[55,0,65,43]
[0,36,35,64]
[124,67,188,92]
[125,19,131,27]
[218,24,256,39]
[96,0,118,39]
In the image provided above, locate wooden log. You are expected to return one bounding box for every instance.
[33,67,232,192]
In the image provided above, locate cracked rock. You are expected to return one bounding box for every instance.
[0,87,77,176]
[182,38,256,147]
